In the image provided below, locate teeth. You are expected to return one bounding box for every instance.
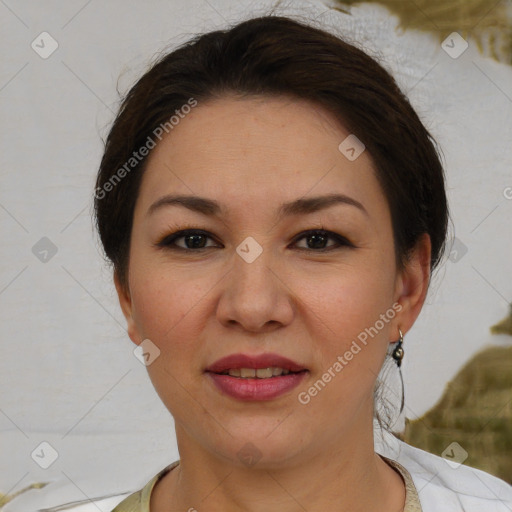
[225,367,293,378]
[256,368,273,378]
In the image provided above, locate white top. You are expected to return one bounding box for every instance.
[5,429,511,512]
[374,428,512,511]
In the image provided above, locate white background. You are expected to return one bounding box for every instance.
[1,0,511,510]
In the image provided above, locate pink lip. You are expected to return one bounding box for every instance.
[206,371,308,401]
[204,352,309,401]
[205,352,307,373]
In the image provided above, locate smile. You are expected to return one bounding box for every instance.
[206,369,308,400]
[218,367,299,378]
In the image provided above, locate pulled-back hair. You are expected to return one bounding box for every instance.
[94,15,449,297]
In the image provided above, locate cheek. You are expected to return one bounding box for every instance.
[128,270,209,410]
[296,273,394,419]
[303,259,395,332]
[297,260,396,382]
[128,263,208,350]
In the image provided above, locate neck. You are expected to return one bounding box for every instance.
[154,418,405,512]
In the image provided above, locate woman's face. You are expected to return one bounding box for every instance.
[116,95,429,467]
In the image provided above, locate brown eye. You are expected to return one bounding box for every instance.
[292,229,353,251]
[155,228,353,253]
[156,230,219,251]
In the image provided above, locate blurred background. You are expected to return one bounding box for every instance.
[1,0,511,510]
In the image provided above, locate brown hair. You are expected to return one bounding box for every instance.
[94,15,450,429]
[94,15,449,297]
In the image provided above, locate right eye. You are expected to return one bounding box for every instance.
[155,229,221,251]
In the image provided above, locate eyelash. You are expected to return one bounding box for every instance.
[154,226,354,253]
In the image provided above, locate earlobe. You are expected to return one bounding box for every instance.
[393,233,432,336]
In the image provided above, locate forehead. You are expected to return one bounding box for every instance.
[134,95,387,222]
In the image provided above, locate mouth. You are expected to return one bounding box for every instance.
[205,352,308,375]
[213,367,307,378]
[204,352,309,401]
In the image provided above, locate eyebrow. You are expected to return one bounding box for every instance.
[146,193,369,219]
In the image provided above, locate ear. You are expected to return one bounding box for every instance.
[114,271,141,346]
[392,233,431,338]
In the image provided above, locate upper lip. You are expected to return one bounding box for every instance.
[205,352,308,373]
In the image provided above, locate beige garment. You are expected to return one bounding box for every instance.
[382,455,423,512]
[111,456,423,512]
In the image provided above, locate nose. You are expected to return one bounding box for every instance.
[216,243,295,333]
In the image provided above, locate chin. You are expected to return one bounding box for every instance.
[210,422,306,469]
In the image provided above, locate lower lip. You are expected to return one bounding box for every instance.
[206,371,308,401]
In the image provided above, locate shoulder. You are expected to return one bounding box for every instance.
[375,429,512,512]
[3,462,179,512]
[109,489,144,512]
[110,461,179,512]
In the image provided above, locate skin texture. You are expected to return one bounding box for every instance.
[115,95,431,512]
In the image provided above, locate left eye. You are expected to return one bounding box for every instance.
[293,229,352,251]
[156,229,352,252]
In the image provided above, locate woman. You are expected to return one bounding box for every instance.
[93,15,512,512]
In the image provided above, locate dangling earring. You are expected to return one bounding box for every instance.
[392,328,404,367]
[392,328,405,413]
